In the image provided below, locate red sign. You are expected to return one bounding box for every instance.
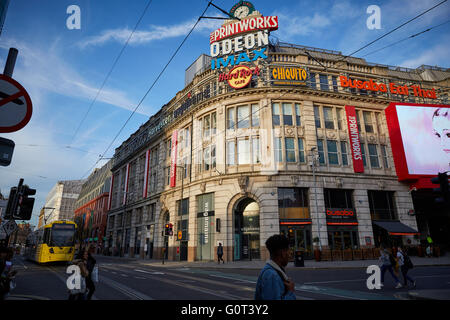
[326,209,355,216]
[143,149,150,198]
[340,76,437,99]
[345,105,364,173]
[170,131,178,188]
[123,163,130,205]
[210,16,278,44]
[0,74,33,133]
[219,65,260,89]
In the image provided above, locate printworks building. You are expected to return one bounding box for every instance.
[105,2,450,262]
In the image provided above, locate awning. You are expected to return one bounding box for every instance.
[373,221,419,236]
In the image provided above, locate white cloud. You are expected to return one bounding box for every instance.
[400,42,450,68]
[272,12,331,39]
[79,17,222,48]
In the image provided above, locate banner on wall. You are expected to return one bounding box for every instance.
[345,105,364,173]
[170,131,178,187]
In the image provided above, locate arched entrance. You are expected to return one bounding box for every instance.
[233,197,260,260]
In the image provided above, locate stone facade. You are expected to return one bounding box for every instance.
[105,42,449,262]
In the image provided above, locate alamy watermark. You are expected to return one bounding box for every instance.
[66,5,81,30]
[366,5,381,30]
[366,265,382,289]
[66,264,81,290]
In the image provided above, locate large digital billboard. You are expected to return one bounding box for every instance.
[385,102,450,181]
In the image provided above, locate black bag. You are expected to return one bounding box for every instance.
[404,253,414,269]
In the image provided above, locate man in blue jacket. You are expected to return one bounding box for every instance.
[254,234,296,300]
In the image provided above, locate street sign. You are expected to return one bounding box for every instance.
[0,74,33,133]
[2,219,18,236]
[177,230,182,240]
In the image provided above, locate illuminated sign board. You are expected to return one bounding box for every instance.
[219,65,260,89]
[326,208,358,224]
[271,66,308,86]
[340,76,438,99]
[385,102,450,181]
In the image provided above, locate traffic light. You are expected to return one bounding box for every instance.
[164,223,173,236]
[13,184,36,220]
[431,172,450,204]
[3,187,18,219]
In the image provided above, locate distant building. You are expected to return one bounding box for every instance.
[74,161,112,253]
[42,180,85,226]
[9,222,32,246]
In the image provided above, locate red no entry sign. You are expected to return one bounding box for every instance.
[0,74,33,133]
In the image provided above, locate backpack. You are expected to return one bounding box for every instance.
[403,253,414,269]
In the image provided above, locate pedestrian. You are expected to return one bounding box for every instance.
[255,234,296,300]
[378,248,402,289]
[397,247,416,288]
[426,245,433,258]
[85,246,97,300]
[68,251,88,300]
[217,243,224,264]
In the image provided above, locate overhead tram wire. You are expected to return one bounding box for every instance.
[361,19,450,58]
[80,1,214,179]
[335,0,448,64]
[68,0,154,147]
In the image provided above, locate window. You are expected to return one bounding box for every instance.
[237,138,251,164]
[177,198,189,216]
[227,107,235,130]
[295,104,301,126]
[309,73,316,89]
[182,156,188,178]
[211,145,216,169]
[317,139,325,164]
[227,140,235,166]
[327,140,339,165]
[360,143,367,167]
[368,144,380,168]
[166,139,172,158]
[278,188,310,219]
[336,108,344,130]
[272,103,280,126]
[381,145,389,168]
[211,113,217,135]
[363,111,374,133]
[340,141,348,166]
[237,105,250,129]
[314,105,321,128]
[323,107,334,129]
[282,103,293,126]
[203,114,211,138]
[332,76,338,92]
[251,104,260,127]
[298,139,305,163]
[368,191,396,220]
[376,113,383,134]
[197,150,202,173]
[324,189,354,209]
[252,137,261,164]
[204,146,210,171]
[274,137,282,162]
[320,74,329,91]
[285,138,296,162]
[166,167,171,185]
[355,110,361,132]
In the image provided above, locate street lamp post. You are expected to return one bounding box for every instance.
[309,147,322,251]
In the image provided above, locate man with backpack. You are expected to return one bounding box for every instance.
[397,247,416,288]
[254,234,296,300]
[378,248,402,288]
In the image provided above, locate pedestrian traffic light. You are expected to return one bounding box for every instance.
[168,223,173,236]
[13,184,36,220]
[431,172,450,204]
[164,223,173,236]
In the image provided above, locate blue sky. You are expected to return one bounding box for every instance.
[0,0,449,227]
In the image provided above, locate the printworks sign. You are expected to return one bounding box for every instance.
[271,66,308,86]
[209,1,278,89]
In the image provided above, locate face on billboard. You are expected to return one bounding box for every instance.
[396,105,450,175]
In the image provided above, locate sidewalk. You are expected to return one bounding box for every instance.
[96,254,450,270]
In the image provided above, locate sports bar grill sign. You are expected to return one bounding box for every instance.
[345,105,364,173]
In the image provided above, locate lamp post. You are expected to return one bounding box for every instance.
[309,147,322,251]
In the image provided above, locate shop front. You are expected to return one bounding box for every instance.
[233,197,261,261]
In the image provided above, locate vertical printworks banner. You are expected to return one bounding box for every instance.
[170,130,178,187]
[345,105,364,173]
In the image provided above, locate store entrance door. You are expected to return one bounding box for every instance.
[233,198,260,260]
[280,225,313,260]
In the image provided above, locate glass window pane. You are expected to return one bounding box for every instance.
[238,138,250,164]
[211,145,216,169]
[285,138,295,162]
[368,144,380,168]
[237,105,250,129]
[282,103,293,126]
[381,145,389,168]
[298,139,305,163]
[317,139,325,164]
[274,138,282,162]
[204,146,210,171]
[323,107,334,129]
[314,106,321,128]
[252,137,260,164]
[211,112,217,135]
[340,141,348,166]
[336,108,343,130]
[227,141,235,166]
[272,103,280,126]
[363,111,373,133]
[204,115,210,138]
[320,74,329,91]
[227,108,235,130]
[332,76,338,92]
[327,140,339,165]
[252,104,259,127]
[295,103,301,126]
[309,73,316,89]
[361,143,367,167]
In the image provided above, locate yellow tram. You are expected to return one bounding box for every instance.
[25,220,77,263]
